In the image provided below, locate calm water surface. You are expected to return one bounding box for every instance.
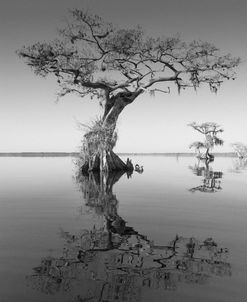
[0,156,246,302]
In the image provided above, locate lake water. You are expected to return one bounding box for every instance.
[0,155,246,302]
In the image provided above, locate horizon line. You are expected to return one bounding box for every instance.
[0,152,237,157]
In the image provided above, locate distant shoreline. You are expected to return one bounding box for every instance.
[0,152,237,157]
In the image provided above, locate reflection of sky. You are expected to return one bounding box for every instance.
[0,156,246,300]
[0,0,246,152]
[117,157,247,239]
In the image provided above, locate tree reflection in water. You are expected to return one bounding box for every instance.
[26,171,230,301]
[229,158,247,173]
[189,160,223,193]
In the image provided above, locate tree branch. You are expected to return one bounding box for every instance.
[143,74,179,89]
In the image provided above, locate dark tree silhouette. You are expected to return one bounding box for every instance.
[188,122,224,162]
[17,9,240,172]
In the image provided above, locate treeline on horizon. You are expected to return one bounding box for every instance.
[0,152,236,157]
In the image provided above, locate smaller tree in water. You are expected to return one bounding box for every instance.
[188,122,224,162]
[231,142,247,159]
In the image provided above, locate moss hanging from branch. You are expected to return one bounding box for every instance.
[75,117,132,173]
[80,118,118,160]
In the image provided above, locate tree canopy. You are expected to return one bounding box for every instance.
[18,9,240,114]
[17,9,240,172]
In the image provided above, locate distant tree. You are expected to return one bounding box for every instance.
[231,142,247,159]
[17,9,240,172]
[188,122,224,161]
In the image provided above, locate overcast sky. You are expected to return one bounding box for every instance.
[0,0,246,152]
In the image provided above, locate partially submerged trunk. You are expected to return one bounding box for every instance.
[196,148,214,163]
[81,150,133,173]
[81,92,140,173]
[205,148,214,163]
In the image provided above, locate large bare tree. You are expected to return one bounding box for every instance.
[17,9,240,172]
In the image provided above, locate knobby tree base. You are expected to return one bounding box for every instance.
[81,150,134,174]
[196,152,214,163]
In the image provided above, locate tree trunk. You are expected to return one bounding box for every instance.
[81,150,132,173]
[81,93,138,174]
[205,148,214,163]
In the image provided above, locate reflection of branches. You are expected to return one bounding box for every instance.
[229,158,247,173]
[27,233,231,300]
[27,172,231,301]
[189,160,223,193]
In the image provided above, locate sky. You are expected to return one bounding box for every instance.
[0,0,246,153]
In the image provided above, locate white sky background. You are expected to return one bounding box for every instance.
[0,0,246,152]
